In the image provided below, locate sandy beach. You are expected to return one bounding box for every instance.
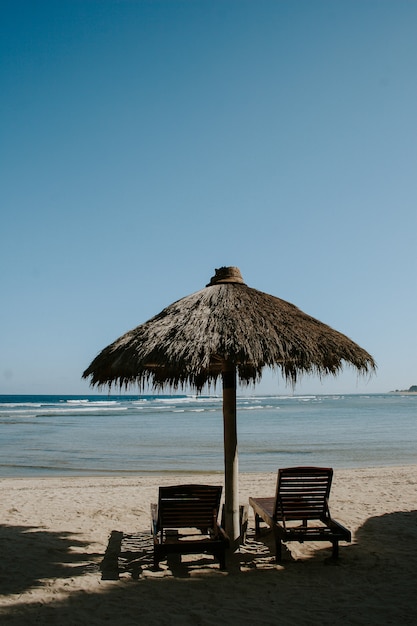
[1,466,416,625]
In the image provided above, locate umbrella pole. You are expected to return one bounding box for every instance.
[222,363,240,551]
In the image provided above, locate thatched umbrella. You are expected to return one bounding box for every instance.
[83,266,375,548]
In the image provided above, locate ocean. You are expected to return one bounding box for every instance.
[0,394,415,477]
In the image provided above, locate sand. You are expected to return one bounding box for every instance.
[0,466,416,625]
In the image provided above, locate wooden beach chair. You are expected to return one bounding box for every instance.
[249,467,351,562]
[151,484,229,569]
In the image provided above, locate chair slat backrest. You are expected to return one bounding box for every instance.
[158,484,222,531]
[274,467,333,521]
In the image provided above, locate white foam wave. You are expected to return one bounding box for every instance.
[66,400,120,406]
[36,407,128,416]
[0,403,42,408]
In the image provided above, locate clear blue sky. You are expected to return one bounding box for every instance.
[1,0,416,395]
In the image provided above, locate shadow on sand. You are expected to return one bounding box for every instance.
[0,524,99,596]
[1,511,416,625]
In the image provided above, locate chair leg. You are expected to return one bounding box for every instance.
[331,540,339,559]
[274,532,282,563]
[254,513,261,536]
[218,548,226,570]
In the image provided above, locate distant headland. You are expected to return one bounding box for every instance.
[390,385,417,394]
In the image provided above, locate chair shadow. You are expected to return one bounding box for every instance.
[102,524,295,580]
[0,524,100,595]
[102,529,233,579]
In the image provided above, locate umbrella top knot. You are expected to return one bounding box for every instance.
[207,266,246,286]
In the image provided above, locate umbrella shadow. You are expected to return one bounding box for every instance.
[353,509,417,556]
[1,512,416,625]
[341,509,417,581]
[0,524,100,595]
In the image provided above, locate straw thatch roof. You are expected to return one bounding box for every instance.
[83,267,375,391]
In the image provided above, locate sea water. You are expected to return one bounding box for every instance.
[0,394,415,476]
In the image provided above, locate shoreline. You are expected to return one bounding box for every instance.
[0,462,415,480]
[1,460,416,480]
[1,466,416,624]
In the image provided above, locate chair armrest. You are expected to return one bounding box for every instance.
[328,518,352,541]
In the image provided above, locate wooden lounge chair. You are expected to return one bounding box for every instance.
[249,467,351,562]
[151,484,229,569]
